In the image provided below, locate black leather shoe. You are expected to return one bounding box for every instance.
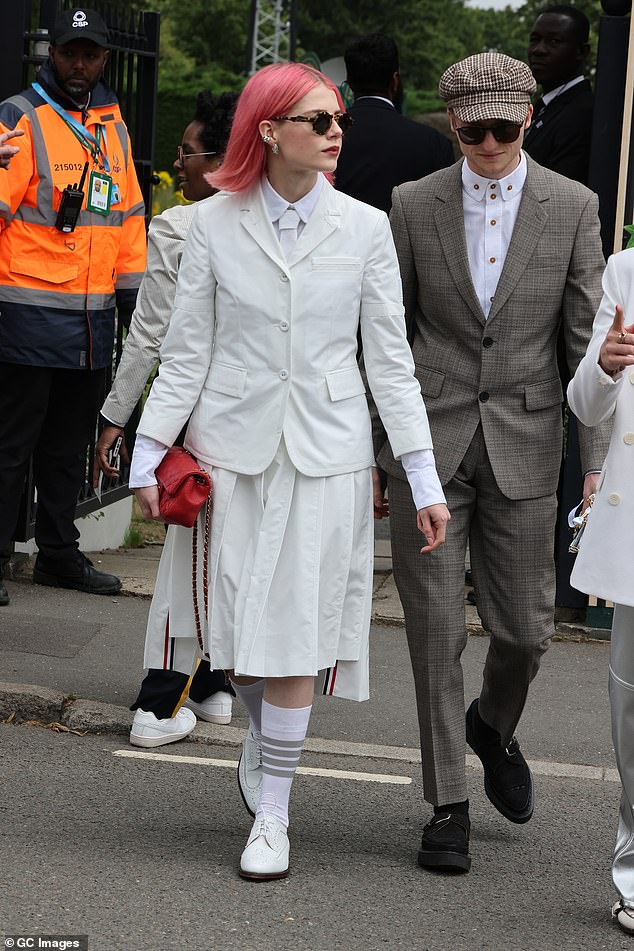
[33,551,122,595]
[0,578,8,606]
[466,698,533,824]
[418,812,471,873]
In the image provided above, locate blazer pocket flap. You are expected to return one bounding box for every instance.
[415,365,445,399]
[11,252,79,285]
[311,256,363,271]
[204,362,247,398]
[325,366,366,401]
[524,378,563,411]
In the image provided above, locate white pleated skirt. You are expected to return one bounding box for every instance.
[145,438,374,701]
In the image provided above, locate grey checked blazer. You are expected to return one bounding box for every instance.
[375,155,609,500]
[101,202,198,427]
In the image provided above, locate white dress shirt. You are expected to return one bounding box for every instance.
[541,74,585,107]
[462,152,527,318]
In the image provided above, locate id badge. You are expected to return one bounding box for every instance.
[87,170,112,215]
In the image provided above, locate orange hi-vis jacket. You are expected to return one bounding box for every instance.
[0,61,146,370]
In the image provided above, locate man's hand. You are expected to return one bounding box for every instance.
[372,466,389,519]
[0,129,24,169]
[417,503,451,553]
[134,485,163,521]
[93,425,128,485]
[598,305,634,376]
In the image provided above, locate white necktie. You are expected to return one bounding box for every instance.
[278,206,300,258]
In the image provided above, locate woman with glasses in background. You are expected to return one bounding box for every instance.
[95,90,239,746]
[130,62,449,881]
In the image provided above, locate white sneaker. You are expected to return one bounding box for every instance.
[239,815,290,880]
[238,730,263,817]
[130,707,196,748]
[184,691,232,724]
[613,900,634,933]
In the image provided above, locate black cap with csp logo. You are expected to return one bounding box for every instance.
[51,8,110,48]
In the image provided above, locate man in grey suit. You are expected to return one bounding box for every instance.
[374,52,608,872]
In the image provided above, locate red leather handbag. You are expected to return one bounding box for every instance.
[155,446,211,528]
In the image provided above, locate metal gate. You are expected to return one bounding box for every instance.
[0,0,160,541]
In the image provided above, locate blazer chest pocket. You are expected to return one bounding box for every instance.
[311,256,363,273]
[326,366,366,401]
[524,378,563,411]
[415,365,445,399]
[204,361,247,398]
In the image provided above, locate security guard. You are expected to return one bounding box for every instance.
[0,8,146,605]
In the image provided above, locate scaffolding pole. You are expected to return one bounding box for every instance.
[246,0,297,74]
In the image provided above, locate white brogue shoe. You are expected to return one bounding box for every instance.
[237,731,263,816]
[129,707,196,748]
[184,691,233,724]
[239,815,290,880]
[613,900,634,934]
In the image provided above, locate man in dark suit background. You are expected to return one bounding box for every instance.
[524,5,593,185]
[335,33,455,213]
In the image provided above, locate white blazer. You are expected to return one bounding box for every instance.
[138,177,433,477]
[568,248,634,607]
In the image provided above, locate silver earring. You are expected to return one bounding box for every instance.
[262,134,270,144]
[271,143,279,155]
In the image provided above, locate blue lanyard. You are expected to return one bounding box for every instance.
[32,81,110,172]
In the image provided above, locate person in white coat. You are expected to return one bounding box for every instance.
[568,246,634,934]
[130,61,450,882]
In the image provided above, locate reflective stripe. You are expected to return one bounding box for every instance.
[114,121,129,164]
[115,272,144,289]
[13,204,125,228]
[29,111,56,223]
[4,93,33,116]
[0,285,115,310]
[121,200,145,221]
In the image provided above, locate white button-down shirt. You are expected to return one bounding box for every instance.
[462,152,527,318]
[261,173,324,244]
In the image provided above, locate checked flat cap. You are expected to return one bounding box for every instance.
[439,52,536,124]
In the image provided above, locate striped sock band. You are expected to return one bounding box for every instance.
[256,699,312,827]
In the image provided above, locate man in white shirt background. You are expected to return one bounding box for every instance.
[371,51,608,873]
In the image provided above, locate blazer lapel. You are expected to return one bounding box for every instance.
[287,180,341,268]
[239,184,287,271]
[433,167,486,326]
[487,156,549,322]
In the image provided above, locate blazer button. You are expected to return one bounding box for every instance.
[479,391,489,402]
[629,371,634,384]
[624,432,634,445]
[279,369,289,380]
[608,492,621,505]
[280,273,289,282]
[482,337,494,348]
[279,320,289,332]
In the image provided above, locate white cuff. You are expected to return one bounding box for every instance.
[129,433,169,488]
[401,449,447,511]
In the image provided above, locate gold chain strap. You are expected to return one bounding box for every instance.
[191,498,212,657]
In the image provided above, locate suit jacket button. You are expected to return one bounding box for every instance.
[479,391,489,402]
[624,432,634,445]
[279,369,289,380]
[629,371,634,384]
[482,337,493,348]
[280,273,289,282]
[608,492,621,505]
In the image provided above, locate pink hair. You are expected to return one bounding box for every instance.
[209,62,343,194]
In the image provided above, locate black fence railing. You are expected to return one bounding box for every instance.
[0,0,159,542]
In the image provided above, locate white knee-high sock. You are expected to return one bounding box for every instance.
[231,678,265,738]
[257,699,312,828]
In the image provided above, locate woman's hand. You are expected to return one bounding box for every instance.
[372,466,389,519]
[417,503,450,553]
[598,305,634,376]
[134,485,163,521]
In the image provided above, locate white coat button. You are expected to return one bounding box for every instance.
[280,273,289,282]
[630,371,634,384]
[279,369,289,380]
[624,432,634,445]
[279,320,289,332]
[608,493,621,505]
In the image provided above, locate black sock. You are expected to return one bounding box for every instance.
[434,799,469,816]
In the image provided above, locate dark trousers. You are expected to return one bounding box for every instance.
[131,662,232,719]
[0,363,104,560]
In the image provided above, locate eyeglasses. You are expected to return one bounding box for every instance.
[269,110,354,135]
[176,146,218,163]
[454,122,524,146]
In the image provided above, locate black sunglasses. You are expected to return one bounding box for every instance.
[270,110,354,135]
[455,122,524,145]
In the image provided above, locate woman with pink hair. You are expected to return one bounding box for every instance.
[130,62,449,880]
